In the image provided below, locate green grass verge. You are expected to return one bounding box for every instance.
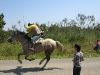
[0,42,100,60]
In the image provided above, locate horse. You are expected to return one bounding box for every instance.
[8,30,64,69]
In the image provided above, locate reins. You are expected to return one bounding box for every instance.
[22,41,29,46]
[16,31,30,46]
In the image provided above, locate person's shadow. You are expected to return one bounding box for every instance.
[0,66,63,75]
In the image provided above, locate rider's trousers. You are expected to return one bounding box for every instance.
[32,34,41,44]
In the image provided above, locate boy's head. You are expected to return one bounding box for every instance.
[97,40,100,43]
[74,44,81,52]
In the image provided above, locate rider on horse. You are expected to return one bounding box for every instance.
[24,23,44,51]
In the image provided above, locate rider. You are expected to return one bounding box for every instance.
[24,23,42,51]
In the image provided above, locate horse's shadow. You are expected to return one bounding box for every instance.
[0,66,63,75]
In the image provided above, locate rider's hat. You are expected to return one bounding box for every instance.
[28,23,32,26]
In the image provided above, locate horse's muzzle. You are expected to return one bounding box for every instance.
[8,39,12,43]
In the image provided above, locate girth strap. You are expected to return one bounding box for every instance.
[23,41,29,46]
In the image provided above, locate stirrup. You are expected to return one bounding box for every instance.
[29,48,35,51]
[29,48,35,53]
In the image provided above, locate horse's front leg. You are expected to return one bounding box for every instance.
[18,52,25,64]
[25,55,35,61]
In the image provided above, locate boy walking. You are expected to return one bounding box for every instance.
[72,44,84,75]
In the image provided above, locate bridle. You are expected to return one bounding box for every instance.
[10,31,29,46]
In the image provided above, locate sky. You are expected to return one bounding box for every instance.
[0,0,100,30]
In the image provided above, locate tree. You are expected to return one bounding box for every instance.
[0,13,6,29]
[0,13,6,43]
[62,18,68,26]
[76,14,95,27]
[94,23,100,39]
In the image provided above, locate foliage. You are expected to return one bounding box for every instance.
[0,13,6,29]
[0,13,6,43]
[0,13,100,59]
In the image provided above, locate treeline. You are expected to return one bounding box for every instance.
[0,14,100,44]
[0,13,100,59]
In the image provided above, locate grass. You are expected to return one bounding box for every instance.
[0,41,100,60]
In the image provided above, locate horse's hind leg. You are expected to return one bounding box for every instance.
[39,50,48,65]
[18,52,25,64]
[41,51,51,69]
[41,55,50,69]
[25,55,35,61]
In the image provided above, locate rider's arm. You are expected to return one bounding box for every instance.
[24,25,36,29]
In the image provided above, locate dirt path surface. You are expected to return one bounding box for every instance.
[0,58,100,75]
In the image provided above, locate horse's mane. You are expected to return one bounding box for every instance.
[17,30,31,41]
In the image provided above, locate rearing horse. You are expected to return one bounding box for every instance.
[8,30,64,69]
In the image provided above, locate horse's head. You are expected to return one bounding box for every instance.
[8,30,18,43]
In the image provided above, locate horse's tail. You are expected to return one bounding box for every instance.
[56,41,64,51]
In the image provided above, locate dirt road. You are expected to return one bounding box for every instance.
[0,58,100,75]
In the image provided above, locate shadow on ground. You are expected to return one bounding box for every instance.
[0,66,63,75]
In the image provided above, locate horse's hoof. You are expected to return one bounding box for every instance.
[41,67,44,70]
[39,62,41,65]
[18,60,22,64]
[29,59,32,61]
[29,58,35,61]
[32,58,35,60]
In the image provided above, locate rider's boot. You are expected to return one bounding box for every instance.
[29,42,36,52]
